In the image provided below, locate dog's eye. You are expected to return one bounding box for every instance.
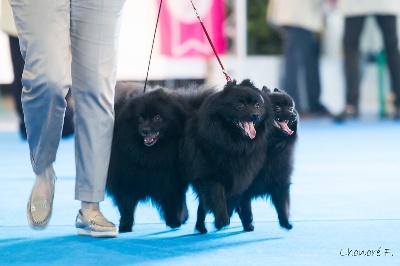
[138,116,144,123]
[255,103,260,109]
[275,106,282,112]
[236,103,245,110]
[153,115,163,123]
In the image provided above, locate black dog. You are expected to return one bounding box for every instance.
[237,87,298,231]
[181,80,274,234]
[106,83,190,232]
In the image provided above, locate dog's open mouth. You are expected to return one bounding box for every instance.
[235,121,256,139]
[274,119,294,136]
[143,132,160,146]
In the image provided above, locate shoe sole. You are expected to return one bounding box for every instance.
[76,228,118,238]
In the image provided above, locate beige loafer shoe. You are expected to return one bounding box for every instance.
[76,210,118,238]
[27,165,56,230]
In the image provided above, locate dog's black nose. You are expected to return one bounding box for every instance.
[251,113,260,121]
[290,112,297,119]
[141,128,150,136]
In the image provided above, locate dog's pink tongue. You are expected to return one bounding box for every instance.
[278,121,294,135]
[144,133,157,143]
[244,122,256,139]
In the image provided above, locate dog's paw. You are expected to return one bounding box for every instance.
[119,224,133,233]
[279,220,293,230]
[242,223,254,232]
[168,223,182,229]
[195,224,208,234]
[165,216,183,229]
[214,216,230,230]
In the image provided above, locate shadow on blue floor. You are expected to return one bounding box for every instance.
[1,224,286,265]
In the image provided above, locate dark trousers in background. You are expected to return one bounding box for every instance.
[281,26,324,113]
[8,36,24,123]
[344,15,400,109]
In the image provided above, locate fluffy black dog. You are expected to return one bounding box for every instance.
[237,87,298,231]
[106,83,190,232]
[181,79,274,234]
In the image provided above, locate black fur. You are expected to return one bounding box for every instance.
[106,84,190,232]
[181,80,274,234]
[237,87,298,231]
[167,84,217,115]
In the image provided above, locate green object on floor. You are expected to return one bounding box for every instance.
[377,50,387,118]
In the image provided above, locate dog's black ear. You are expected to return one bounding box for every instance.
[224,79,237,89]
[149,88,168,102]
[273,88,282,92]
[239,79,256,89]
[262,86,271,93]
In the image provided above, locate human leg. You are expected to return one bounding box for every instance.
[344,16,365,109]
[375,15,400,118]
[10,0,72,229]
[303,31,328,115]
[281,26,302,111]
[334,16,365,122]
[70,0,126,237]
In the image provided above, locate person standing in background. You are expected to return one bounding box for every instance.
[0,0,74,139]
[267,0,331,117]
[334,0,400,121]
[9,0,126,237]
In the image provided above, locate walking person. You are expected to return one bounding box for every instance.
[9,0,126,237]
[334,0,400,121]
[267,0,331,116]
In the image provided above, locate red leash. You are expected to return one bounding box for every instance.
[189,0,232,82]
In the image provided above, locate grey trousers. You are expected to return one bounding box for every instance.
[10,0,126,202]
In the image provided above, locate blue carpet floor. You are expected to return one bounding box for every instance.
[0,118,399,265]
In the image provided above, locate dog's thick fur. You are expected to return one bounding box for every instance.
[181,80,274,233]
[237,87,298,231]
[106,82,190,232]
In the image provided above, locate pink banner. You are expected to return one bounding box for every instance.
[159,0,226,58]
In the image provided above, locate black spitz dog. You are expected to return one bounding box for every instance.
[237,87,298,231]
[106,83,190,232]
[181,79,274,234]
